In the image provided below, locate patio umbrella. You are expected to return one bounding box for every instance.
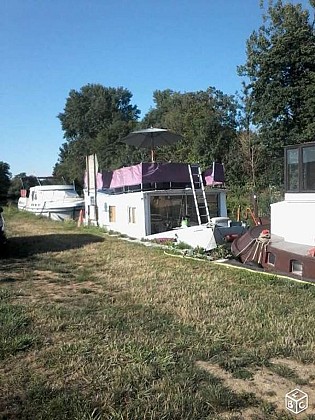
[122,127,183,162]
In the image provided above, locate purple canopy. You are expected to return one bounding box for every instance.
[204,162,225,186]
[98,162,224,190]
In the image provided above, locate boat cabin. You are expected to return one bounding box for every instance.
[271,142,315,246]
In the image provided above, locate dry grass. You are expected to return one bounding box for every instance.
[1,208,315,419]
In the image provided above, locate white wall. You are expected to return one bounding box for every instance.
[271,193,315,246]
[96,191,147,238]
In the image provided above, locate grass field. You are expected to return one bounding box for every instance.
[1,207,315,419]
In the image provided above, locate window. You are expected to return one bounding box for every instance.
[290,260,302,276]
[149,193,219,234]
[286,148,299,191]
[302,146,315,190]
[205,193,219,218]
[285,143,315,192]
[267,252,275,266]
[128,207,136,224]
[109,206,116,222]
[150,195,184,233]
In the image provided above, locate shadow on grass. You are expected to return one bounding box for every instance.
[0,381,100,420]
[0,234,104,259]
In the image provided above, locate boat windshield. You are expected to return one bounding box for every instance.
[37,177,68,186]
[64,190,80,198]
[285,143,315,192]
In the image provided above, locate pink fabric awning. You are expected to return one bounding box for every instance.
[97,162,224,189]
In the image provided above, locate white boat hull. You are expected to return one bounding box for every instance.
[18,201,84,221]
[146,222,247,251]
[146,225,217,250]
[18,184,84,221]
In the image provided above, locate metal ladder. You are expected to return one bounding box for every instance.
[188,164,211,225]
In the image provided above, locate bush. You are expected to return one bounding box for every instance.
[227,185,284,220]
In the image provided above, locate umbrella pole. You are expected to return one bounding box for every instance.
[151,135,155,162]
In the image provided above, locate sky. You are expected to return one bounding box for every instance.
[1,0,312,177]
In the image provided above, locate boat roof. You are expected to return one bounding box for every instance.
[30,184,76,191]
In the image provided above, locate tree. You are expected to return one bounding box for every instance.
[142,88,238,169]
[58,84,140,140]
[225,86,269,189]
[8,173,38,200]
[238,0,315,185]
[0,162,11,203]
[55,84,140,184]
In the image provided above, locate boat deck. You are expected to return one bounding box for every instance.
[266,234,315,281]
[269,234,313,256]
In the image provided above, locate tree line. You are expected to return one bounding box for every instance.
[2,0,315,203]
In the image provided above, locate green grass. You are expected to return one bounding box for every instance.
[1,207,315,419]
[0,289,38,359]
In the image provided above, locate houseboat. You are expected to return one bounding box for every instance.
[84,155,246,251]
[232,142,315,281]
[18,177,84,221]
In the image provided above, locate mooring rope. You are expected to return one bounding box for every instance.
[235,229,271,264]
